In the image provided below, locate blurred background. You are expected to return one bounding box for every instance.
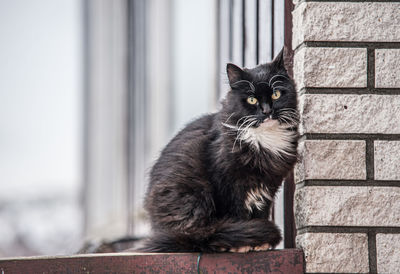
[0,0,285,257]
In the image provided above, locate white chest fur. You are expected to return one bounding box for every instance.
[240,120,296,158]
[244,185,274,213]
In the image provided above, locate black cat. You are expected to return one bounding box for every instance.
[141,49,299,253]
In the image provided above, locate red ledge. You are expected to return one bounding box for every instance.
[0,249,303,273]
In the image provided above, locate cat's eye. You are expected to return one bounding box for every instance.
[247,96,258,105]
[271,90,281,100]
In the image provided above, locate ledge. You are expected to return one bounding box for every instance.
[0,249,304,273]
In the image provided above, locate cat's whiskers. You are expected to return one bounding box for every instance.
[278,116,298,129]
[271,85,287,91]
[221,131,237,137]
[232,121,250,152]
[236,115,255,128]
[277,108,299,115]
[278,116,292,125]
[277,108,298,115]
[228,116,258,152]
[238,118,258,148]
[271,80,284,89]
[237,118,257,135]
[224,112,235,124]
[224,109,298,153]
[238,120,258,149]
[232,80,256,92]
[276,109,299,128]
[237,117,256,132]
[278,112,298,122]
[268,74,290,87]
[224,109,297,152]
[223,123,242,152]
[278,117,297,129]
[239,118,258,135]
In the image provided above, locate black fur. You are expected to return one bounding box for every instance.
[141,49,298,252]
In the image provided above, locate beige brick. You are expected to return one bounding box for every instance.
[296,140,366,182]
[299,94,400,134]
[376,49,400,88]
[294,47,367,89]
[295,186,400,227]
[376,234,400,274]
[375,141,400,181]
[296,233,369,273]
[293,2,400,48]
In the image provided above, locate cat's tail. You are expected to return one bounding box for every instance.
[136,218,281,253]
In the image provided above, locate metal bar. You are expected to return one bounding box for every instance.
[127,0,135,235]
[271,0,274,60]
[82,0,91,235]
[244,0,257,67]
[258,0,272,63]
[241,0,245,67]
[216,0,222,100]
[229,0,233,61]
[283,173,296,248]
[232,0,243,66]
[218,0,231,99]
[83,0,130,239]
[256,0,260,64]
[273,0,284,56]
[283,0,295,249]
[128,0,148,235]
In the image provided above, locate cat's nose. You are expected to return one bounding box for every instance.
[261,103,271,115]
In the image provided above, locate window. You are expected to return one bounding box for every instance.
[83,0,218,240]
[83,0,296,248]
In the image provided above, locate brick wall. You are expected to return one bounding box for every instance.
[292,1,400,273]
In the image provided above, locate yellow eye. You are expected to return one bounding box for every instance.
[247,96,258,105]
[271,90,281,100]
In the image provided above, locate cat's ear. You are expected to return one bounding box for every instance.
[272,48,286,70]
[226,63,243,86]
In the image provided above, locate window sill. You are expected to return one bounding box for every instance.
[0,249,303,273]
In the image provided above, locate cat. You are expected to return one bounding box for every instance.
[140,49,299,253]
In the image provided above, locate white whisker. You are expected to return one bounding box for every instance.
[272,85,288,91]
[224,112,235,124]
[268,74,289,86]
[221,122,238,130]
[238,117,256,132]
[238,120,258,149]
[271,80,284,89]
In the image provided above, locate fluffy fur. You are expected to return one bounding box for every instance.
[140,49,299,253]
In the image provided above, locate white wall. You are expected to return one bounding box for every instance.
[0,0,82,256]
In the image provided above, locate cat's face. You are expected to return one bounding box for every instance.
[223,49,298,130]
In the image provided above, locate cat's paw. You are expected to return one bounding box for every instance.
[228,246,253,253]
[253,243,271,251]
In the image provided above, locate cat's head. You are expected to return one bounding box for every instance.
[222,49,298,130]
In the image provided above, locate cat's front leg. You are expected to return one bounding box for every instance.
[219,219,280,253]
[227,243,271,253]
[253,242,271,251]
